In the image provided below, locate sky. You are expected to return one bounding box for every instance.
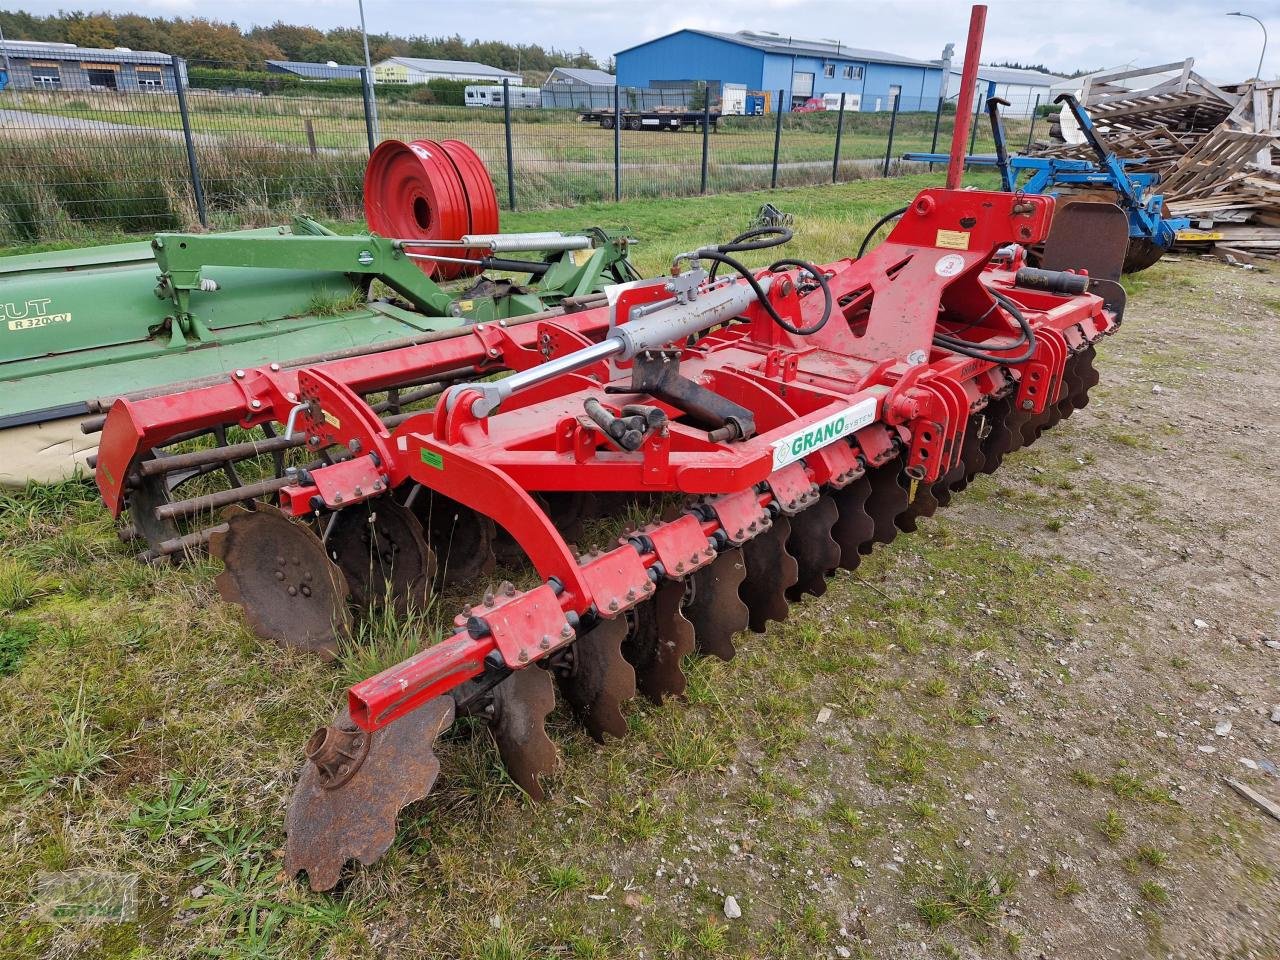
[6,0,1277,82]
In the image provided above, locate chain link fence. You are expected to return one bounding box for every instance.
[0,60,1046,246]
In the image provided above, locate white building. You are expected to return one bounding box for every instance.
[545,67,615,86]
[373,57,522,86]
[949,64,1064,116]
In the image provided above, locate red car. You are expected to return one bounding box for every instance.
[793,97,827,112]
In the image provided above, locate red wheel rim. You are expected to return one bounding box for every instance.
[363,138,468,279]
[439,139,500,277]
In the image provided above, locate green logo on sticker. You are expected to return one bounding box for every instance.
[420,449,444,470]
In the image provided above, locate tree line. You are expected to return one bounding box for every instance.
[0,10,604,74]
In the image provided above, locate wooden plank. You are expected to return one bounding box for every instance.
[1225,779,1280,822]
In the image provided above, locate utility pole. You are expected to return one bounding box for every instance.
[358,0,380,142]
[1227,12,1269,81]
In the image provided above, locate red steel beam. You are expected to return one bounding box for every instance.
[947,4,988,190]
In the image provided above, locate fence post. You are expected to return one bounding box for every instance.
[700,81,711,194]
[770,90,784,189]
[882,92,901,177]
[1025,94,1041,151]
[360,67,377,154]
[613,84,622,202]
[928,95,945,170]
[502,79,517,211]
[967,89,982,157]
[171,56,207,228]
[831,93,846,183]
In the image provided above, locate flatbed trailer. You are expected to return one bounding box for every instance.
[578,109,719,132]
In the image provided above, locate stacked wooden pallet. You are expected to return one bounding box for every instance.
[1032,62,1280,260]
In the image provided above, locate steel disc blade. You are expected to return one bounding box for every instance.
[557,616,635,743]
[124,469,180,557]
[740,517,798,633]
[284,696,455,891]
[325,497,436,614]
[404,488,496,586]
[684,548,748,661]
[491,666,558,800]
[831,474,875,571]
[863,463,910,552]
[785,494,840,600]
[624,580,695,705]
[980,398,1016,474]
[1075,347,1101,409]
[208,504,350,659]
[895,475,939,534]
[948,420,987,494]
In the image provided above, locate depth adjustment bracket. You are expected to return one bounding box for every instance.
[609,349,756,442]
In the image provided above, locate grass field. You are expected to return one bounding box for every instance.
[8,174,1271,960]
[0,86,1031,244]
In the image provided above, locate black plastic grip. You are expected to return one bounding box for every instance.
[1014,267,1090,296]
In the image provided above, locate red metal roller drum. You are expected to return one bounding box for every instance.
[363,138,469,279]
[438,139,501,277]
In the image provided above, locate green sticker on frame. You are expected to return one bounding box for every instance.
[420,449,444,470]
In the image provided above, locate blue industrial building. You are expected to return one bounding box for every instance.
[615,30,946,112]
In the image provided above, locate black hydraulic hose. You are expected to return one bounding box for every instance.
[932,289,1037,364]
[857,205,909,259]
[697,249,833,336]
[706,225,793,282]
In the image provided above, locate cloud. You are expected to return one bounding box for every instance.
[9,0,1275,81]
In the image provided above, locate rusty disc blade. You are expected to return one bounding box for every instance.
[831,474,874,571]
[683,548,748,661]
[1003,407,1034,456]
[1057,356,1084,419]
[209,504,350,659]
[785,494,840,600]
[624,579,695,704]
[556,616,635,743]
[740,517,798,633]
[325,497,436,614]
[403,488,496,586]
[284,696,455,891]
[863,462,910,552]
[490,666,558,800]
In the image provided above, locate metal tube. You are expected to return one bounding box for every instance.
[138,433,306,477]
[360,67,378,154]
[882,91,901,177]
[967,90,982,157]
[502,79,517,210]
[1025,93,1041,150]
[613,83,622,202]
[928,95,944,171]
[832,93,846,183]
[947,5,988,189]
[140,523,228,563]
[172,57,208,228]
[771,90,784,188]
[701,81,712,194]
[155,475,297,521]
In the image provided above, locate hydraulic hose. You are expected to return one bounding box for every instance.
[857,205,909,259]
[697,226,833,336]
[932,289,1037,364]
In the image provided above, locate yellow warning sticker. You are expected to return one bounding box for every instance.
[457,299,474,311]
[1175,230,1223,241]
[572,248,593,266]
[935,229,970,250]
[323,411,341,429]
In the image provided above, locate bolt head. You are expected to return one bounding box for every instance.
[250,399,262,409]
[269,363,281,372]
[234,369,245,379]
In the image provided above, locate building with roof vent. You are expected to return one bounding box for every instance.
[266,60,365,82]
[615,29,944,111]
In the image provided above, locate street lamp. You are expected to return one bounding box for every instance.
[1227,12,1268,81]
